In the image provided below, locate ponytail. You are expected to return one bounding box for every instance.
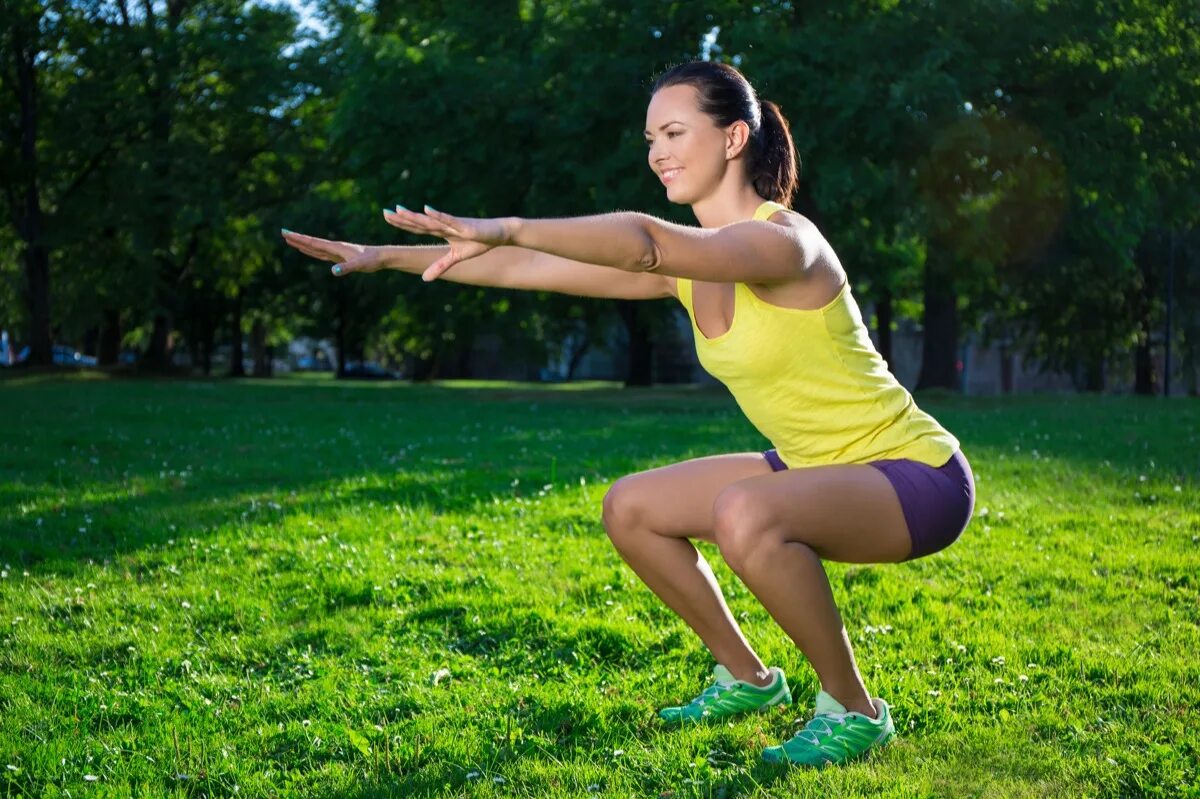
[752,99,799,207]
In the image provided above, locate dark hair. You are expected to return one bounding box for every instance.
[651,61,799,207]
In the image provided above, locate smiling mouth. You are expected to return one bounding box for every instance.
[661,168,683,183]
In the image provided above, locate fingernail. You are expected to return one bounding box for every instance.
[424,204,436,213]
[396,204,408,211]
[332,265,342,275]
[281,228,292,234]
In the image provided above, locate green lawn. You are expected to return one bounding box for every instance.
[1,374,1197,798]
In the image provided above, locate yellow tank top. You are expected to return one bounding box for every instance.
[674,200,960,469]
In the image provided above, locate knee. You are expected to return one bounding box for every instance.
[712,486,775,572]
[602,477,646,546]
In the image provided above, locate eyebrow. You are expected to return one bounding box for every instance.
[643,121,685,136]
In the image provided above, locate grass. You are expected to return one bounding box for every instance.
[0,373,1197,798]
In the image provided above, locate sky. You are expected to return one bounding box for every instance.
[277,0,329,38]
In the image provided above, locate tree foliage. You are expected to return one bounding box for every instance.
[1,0,1195,391]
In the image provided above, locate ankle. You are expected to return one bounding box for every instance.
[729,665,775,688]
[848,698,877,719]
[824,685,876,718]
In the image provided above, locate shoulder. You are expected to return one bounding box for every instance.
[750,206,844,292]
[761,205,815,235]
[747,205,824,260]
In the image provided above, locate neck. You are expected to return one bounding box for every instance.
[691,183,770,228]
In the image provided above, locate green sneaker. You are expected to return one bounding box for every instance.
[658,665,791,723]
[761,690,895,766]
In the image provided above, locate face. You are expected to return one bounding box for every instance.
[644,84,750,204]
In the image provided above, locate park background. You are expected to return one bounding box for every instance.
[2,0,1199,393]
[2,1,1198,798]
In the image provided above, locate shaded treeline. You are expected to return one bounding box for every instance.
[1,0,1197,391]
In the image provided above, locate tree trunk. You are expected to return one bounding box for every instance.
[23,245,52,365]
[197,307,215,376]
[616,300,653,387]
[98,309,121,365]
[916,254,960,391]
[1133,337,1156,395]
[1182,233,1199,396]
[1000,346,1014,394]
[1184,315,1199,396]
[82,326,98,359]
[9,11,53,366]
[1081,358,1106,392]
[251,318,271,377]
[409,354,435,381]
[875,290,893,369]
[188,310,205,373]
[229,294,245,377]
[334,295,347,378]
[144,313,173,370]
[1133,235,1159,396]
[141,1,185,376]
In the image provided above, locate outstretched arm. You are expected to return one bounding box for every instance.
[280,231,671,300]
[388,205,820,284]
[508,211,817,284]
[387,244,672,299]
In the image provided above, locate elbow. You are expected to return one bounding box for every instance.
[634,226,663,273]
[636,244,662,273]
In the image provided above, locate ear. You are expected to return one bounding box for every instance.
[724,119,752,160]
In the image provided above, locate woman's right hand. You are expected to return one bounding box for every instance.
[281,230,385,276]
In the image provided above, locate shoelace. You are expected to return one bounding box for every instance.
[794,712,849,745]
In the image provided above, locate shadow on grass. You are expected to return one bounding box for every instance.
[1,378,746,575]
[401,602,658,672]
[4,377,1196,580]
[0,471,475,570]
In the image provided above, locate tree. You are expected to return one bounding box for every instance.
[0,2,118,365]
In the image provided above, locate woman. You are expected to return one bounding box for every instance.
[282,60,974,767]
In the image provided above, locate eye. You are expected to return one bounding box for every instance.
[646,131,681,148]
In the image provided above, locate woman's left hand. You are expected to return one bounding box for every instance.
[383,205,515,282]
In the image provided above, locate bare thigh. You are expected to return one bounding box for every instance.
[715,463,912,564]
[603,453,775,542]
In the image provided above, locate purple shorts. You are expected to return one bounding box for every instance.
[762,448,974,560]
